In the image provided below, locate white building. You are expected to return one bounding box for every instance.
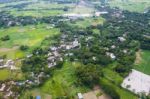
[77,93,83,99]
[118,37,126,42]
[122,69,150,95]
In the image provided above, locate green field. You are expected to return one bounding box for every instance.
[100,78,138,99]
[0,0,95,17]
[21,62,89,99]
[21,61,138,99]
[134,50,150,75]
[9,3,75,17]
[0,24,60,59]
[68,17,105,28]
[102,63,138,99]
[0,68,25,81]
[0,69,11,81]
[109,0,150,12]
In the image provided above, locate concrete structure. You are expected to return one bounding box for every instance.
[78,93,83,99]
[122,69,150,95]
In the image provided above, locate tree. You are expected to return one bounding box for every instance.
[75,64,102,87]
[20,45,29,51]
[1,35,10,41]
[100,81,120,99]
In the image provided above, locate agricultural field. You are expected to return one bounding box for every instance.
[0,68,25,81]
[0,24,60,59]
[21,62,90,99]
[109,0,150,12]
[100,78,138,99]
[72,17,105,28]
[0,0,96,17]
[9,3,75,17]
[134,50,150,75]
[0,0,149,99]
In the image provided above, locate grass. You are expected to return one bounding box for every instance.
[101,62,138,99]
[134,50,150,75]
[69,5,94,14]
[20,89,52,99]
[0,24,59,48]
[21,62,89,99]
[109,0,150,12]
[0,68,24,81]
[0,24,60,59]
[100,78,138,99]
[0,69,11,81]
[4,2,75,17]
[21,61,138,99]
[41,61,89,98]
[69,17,105,28]
[103,68,123,85]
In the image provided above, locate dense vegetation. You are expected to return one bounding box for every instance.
[0,0,150,99]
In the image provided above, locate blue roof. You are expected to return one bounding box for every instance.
[36,96,41,99]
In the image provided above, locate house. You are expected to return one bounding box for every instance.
[92,56,96,61]
[118,37,126,42]
[26,54,33,58]
[111,45,116,49]
[123,49,128,54]
[72,39,80,48]
[0,59,4,66]
[5,91,13,97]
[106,52,116,60]
[50,47,57,51]
[10,65,18,70]
[5,60,14,66]
[110,53,116,60]
[78,93,83,99]
[95,11,108,16]
[0,84,6,91]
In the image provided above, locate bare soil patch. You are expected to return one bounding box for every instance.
[0,46,19,52]
[134,50,142,64]
[83,86,111,99]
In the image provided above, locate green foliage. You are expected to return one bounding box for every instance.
[20,45,29,51]
[134,50,150,75]
[1,35,10,41]
[100,81,120,99]
[75,64,102,87]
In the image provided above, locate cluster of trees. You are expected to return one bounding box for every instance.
[17,5,150,99]
[20,45,29,51]
[75,64,102,87]
[4,2,31,9]
[0,35,10,41]
[99,80,120,99]
[0,12,64,28]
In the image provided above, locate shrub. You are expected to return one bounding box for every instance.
[20,45,29,51]
[1,35,10,41]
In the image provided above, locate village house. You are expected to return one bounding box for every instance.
[111,45,116,49]
[106,52,116,60]
[0,59,4,66]
[77,93,83,99]
[118,37,126,42]
[0,84,6,91]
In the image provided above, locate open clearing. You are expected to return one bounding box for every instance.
[21,62,89,98]
[122,69,150,95]
[0,69,24,81]
[109,0,150,12]
[83,88,111,99]
[134,50,150,75]
[0,24,60,59]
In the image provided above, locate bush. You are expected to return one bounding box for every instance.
[75,64,102,87]
[1,35,10,41]
[20,45,29,51]
[100,81,120,99]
